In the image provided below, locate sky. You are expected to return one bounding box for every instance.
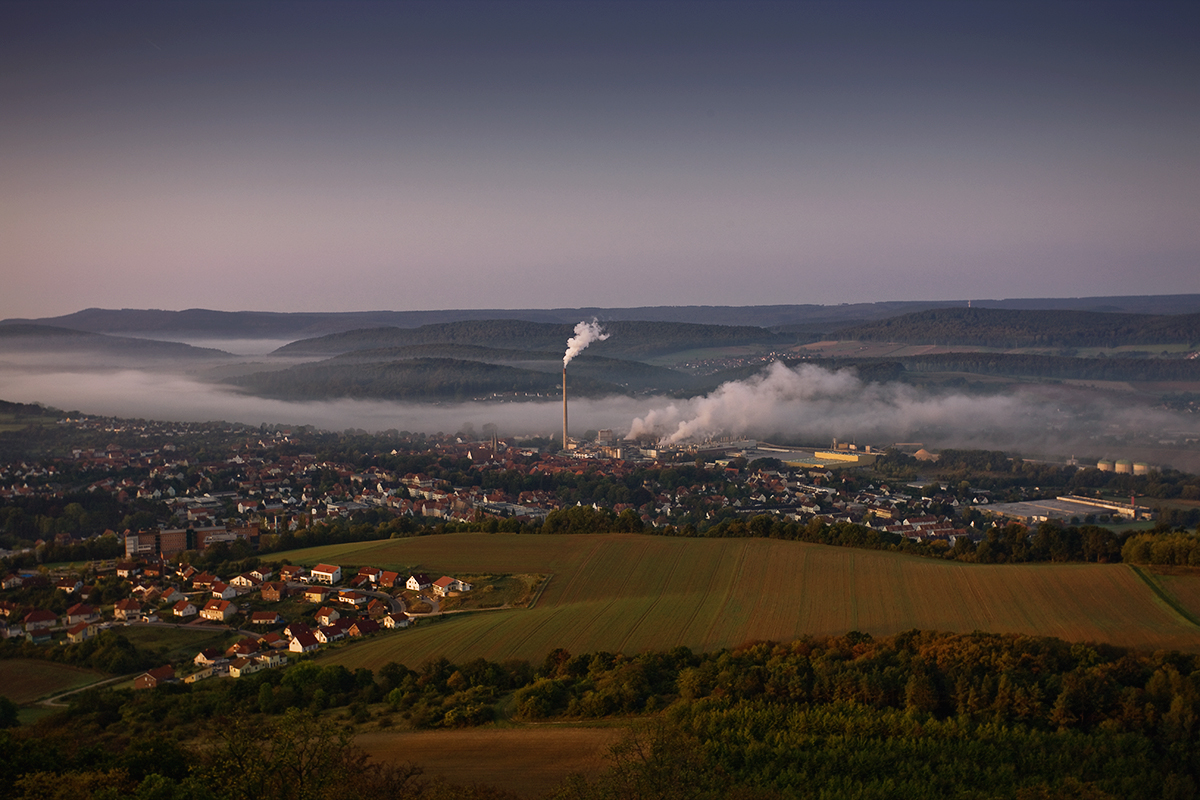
[3,0,1199,320]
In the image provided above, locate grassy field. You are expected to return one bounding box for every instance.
[0,659,106,704]
[273,534,1200,670]
[1144,567,1200,624]
[356,725,621,796]
[120,624,239,663]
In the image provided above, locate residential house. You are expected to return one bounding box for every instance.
[249,567,273,582]
[229,574,262,590]
[432,576,472,596]
[311,564,342,585]
[134,666,177,690]
[190,572,217,590]
[338,590,367,607]
[63,603,99,626]
[348,619,381,637]
[249,611,283,627]
[406,573,432,591]
[256,652,287,668]
[258,631,289,650]
[315,624,346,644]
[226,637,261,658]
[200,598,235,622]
[116,561,139,579]
[211,582,237,600]
[159,586,185,605]
[289,632,320,654]
[366,598,390,618]
[67,621,98,643]
[194,648,225,667]
[378,570,400,588]
[113,599,143,621]
[1,574,23,590]
[185,667,216,684]
[357,566,382,584]
[173,600,198,619]
[279,565,306,582]
[283,622,312,640]
[55,576,83,594]
[382,612,410,630]
[303,586,330,604]
[261,581,288,602]
[228,657,265,678]
[314,607,340,627]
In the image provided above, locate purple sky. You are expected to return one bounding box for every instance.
[3,1,1198,320]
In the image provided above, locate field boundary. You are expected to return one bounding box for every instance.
[1129,565,1200,628]
[527,573,553,609]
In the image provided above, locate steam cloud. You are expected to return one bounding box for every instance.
[563,319,609,366]
[1,358,1197,471]
[627,361,1196,458]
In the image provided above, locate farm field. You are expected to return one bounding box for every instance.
[283,533,1200,671]
[355,725,620,796]
[0,659,105,704]
[1147,567,1200,623]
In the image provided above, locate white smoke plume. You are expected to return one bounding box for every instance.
[626,360,1173,452]
[563,319,609,366]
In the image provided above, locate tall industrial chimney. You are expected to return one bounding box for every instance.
[562,366,568,451]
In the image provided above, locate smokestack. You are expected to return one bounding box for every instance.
[562,365,568,452]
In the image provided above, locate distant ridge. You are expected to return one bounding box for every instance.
[0,324,233,358]
[838,307,1200,348]
[7,295,1200,340]
[272,319,788,358]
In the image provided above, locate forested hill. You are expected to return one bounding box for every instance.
[322,345,694,392]
[224,357,627,401]
[0,324,232,358]
[273,319,789,358]
[833,352,1200,382]
[838,307,1200,348]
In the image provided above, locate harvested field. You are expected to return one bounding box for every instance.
[287,534,1200,671]
[356,725,620,796]
[0,660,105,704]
[1148,568,1200,624]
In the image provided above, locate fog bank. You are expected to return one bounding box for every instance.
[1,363,1196,463]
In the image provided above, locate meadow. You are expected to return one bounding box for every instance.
[355,725,621,796]
[278,533,1200,671]
[0,659,105,704]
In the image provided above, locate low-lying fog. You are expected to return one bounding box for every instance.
[2,357,1197,469]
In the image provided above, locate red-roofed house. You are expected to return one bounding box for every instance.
[311,564,342,585]
[134,666,177,690]
[200,599,235,622]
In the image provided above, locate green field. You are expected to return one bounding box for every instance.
[279,534,1200,670]
[120,624,240,662]
[0,659,106,704]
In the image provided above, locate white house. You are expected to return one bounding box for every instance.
[311,564,342,585]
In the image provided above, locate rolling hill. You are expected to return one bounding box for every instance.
[224,357,628,401]
[837,307,1200,349]
[0,324,233,359]
[272,319,790,358]
[277,534,1200,670]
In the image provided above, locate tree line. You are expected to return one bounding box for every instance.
[6,629,1200,798]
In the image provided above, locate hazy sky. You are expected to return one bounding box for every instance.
[3,1,1199,320]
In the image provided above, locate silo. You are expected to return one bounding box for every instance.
[1097,460,1114,472]
[1115,459,1132,474]
[1133,462,1150,475]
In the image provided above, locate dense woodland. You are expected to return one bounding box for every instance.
[273,319,789,358]
[5,630,1200,798]
[838,307,1200,349]
[225,357,626,401]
